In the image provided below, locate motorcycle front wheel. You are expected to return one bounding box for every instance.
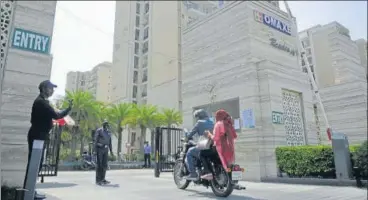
[173,160,190,190]
[210,166,234,197]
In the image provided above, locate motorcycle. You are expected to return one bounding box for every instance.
[80,153,96,170]
[173,130,246,197]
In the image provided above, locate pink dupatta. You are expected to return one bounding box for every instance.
[213,120,237,170]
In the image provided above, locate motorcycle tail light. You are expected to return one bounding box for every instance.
[233,165,245,172]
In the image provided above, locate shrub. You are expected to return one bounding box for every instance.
[108,154,117,161]
[276,141,367,179]
[276,145,335,178]
[1,186,16,200]
[353,141,368,178]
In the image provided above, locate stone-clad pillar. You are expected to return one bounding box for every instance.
[1,1,57,187]
[0,0,17,186]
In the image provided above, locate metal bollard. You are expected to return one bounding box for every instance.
[15,188,28,200]
[353,167,363,188]
[154,127,161,178]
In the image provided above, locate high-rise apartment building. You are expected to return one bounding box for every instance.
[299,22,366,88]
[66,62,112,103]
[111,1,226,109]
[299,22,367,144]
[355,39,367,76]
[112,1,228,153]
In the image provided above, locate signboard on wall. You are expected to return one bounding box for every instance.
[253,10,291,35]
[272,111,284,124]
[242,109,255,128]
[11,28,51,54]
[270,38,298,56]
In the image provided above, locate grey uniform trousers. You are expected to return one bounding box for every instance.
[95,147,109,183]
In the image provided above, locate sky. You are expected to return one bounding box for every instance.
[50,1,368,97]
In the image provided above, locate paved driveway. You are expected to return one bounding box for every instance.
[37,170,367,200]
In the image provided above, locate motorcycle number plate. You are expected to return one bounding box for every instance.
[232,171,242,181]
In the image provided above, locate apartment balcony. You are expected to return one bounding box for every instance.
[184,1,207,18]
[142,58,148,68]
[142,13,149,27]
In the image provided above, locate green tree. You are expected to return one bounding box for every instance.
[62,90,97,159]
[129,104,161,153]
[109,103,133,157]
[160,108,183,155]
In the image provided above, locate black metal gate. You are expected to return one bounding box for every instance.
[154,127,183,177]
[38,125,63,183]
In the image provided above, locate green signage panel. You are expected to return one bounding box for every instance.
[11,28,51,54]
[272,111,284,124]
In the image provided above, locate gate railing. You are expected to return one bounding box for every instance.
[38,125,63,183]
[154,127,183,178]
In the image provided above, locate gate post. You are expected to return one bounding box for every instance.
[154,127,161,178]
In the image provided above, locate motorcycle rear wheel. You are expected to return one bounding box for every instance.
[173,160,190,190]
[210,166,234,197]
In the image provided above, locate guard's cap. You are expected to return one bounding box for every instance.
[38,80,57,90]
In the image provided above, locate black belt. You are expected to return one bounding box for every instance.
[97,143,108,148]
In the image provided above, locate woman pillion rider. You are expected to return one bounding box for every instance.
[200,109,238,180]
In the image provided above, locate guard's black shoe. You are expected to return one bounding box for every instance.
[102,180,110,184]
[96,181,103,186]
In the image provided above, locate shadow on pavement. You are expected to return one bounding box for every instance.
[36,182,77,189]
[99,184,120,188]
[185,189,266,200]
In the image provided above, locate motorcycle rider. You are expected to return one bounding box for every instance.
[185,109,214,180]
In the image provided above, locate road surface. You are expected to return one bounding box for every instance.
[37,170,366,200]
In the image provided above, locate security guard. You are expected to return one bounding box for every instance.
[94,120,114,185]
[24,80,72,198]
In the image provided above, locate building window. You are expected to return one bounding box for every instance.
[135,29,140,40]
[142,41,148,54]
[143,27,149,40]
[136,3,140,14]
[134,56,139,68]
[144,3,149,14]
[302,39,310,48]
[133,71,138,84]
[135,16,140,27]
[307,57,313,64]
[132,85,137,98]
[141,84,147,97]
[134,42,139,55]
[142,69,147,83]
[306,48,312,56]
[143,14,149,27]
[142,55,148,68]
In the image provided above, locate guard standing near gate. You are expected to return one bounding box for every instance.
[94,120,114,185]
[24,80,73,198]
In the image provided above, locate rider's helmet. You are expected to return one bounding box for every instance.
[193,109,209,120]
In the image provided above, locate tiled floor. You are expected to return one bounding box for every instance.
[37,170,367,200]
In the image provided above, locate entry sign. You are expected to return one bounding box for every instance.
[272,111,284,124]
[12,28,51,54]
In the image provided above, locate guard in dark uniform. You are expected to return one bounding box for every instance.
[24,80,72,198]
[94,120,114,185]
